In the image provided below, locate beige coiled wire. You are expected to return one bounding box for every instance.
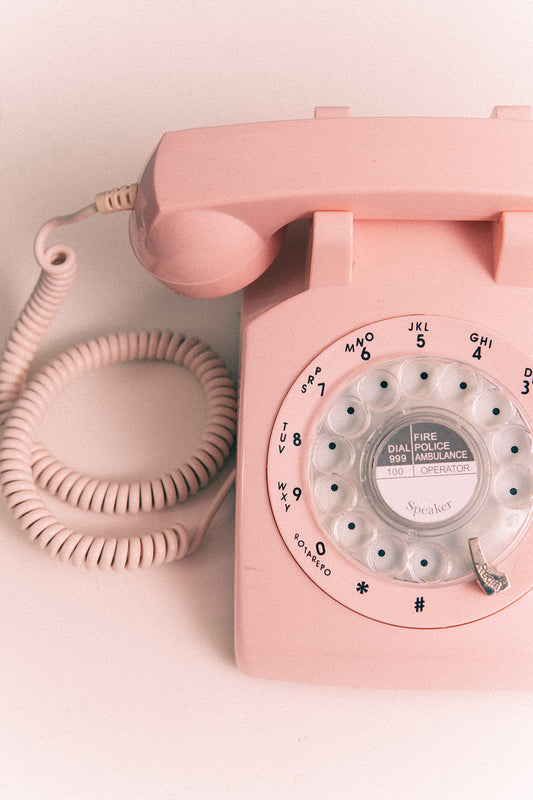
[0,196,237,569]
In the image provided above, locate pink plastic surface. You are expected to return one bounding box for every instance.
[236,217,533,689]
[130,112,533,297]
[130,109,533,687]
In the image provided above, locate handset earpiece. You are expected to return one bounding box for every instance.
[129,127,290,298]
[130,202,285,298]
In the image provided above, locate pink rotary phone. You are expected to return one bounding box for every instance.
[3,106,533,688]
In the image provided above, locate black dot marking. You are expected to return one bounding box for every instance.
[348,522,356,530]
[380,380,388,389]
[420,559,429,568]
[511,445,519,454]
[331,484,338,492]
[459,381,468,390]
[328,442,337,450]
[420,372,428,381]
[492,407,501,416]
[347,406,355,415]
[510,487,518,496]
[378,549,386,558]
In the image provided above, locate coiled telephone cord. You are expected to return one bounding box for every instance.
[0,187,237,569]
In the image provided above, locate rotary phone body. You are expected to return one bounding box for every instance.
[3,106,533,689]
[130,106,533,689]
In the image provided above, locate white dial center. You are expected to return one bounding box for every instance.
[371,417,480,527]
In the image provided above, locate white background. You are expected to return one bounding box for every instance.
[2,2,533,798]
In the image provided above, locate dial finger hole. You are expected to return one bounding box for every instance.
[314,476,356,513]
[358,370,398,409]
[399,359,439,397]
[493,426,532,464]
[334,512,375,554]
[409,543,451,582]
[440,365,480,405]
[328,397,368,437]
[313,436,354,474]
[474,389,513,428]
[495,469,533,509]
[368,536,407,576]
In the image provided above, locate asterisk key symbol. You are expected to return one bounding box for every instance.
[356,581,369,594]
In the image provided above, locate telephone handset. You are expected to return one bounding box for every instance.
[129,104,533,296]
[2,106,533,688]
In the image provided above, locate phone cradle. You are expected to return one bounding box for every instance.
[236,218,533,687]
[228,109,533,689]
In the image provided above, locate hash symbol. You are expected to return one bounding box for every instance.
[356,581,369,594]
[414,596,425,612]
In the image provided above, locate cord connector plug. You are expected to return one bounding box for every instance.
[95,184,138,214]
